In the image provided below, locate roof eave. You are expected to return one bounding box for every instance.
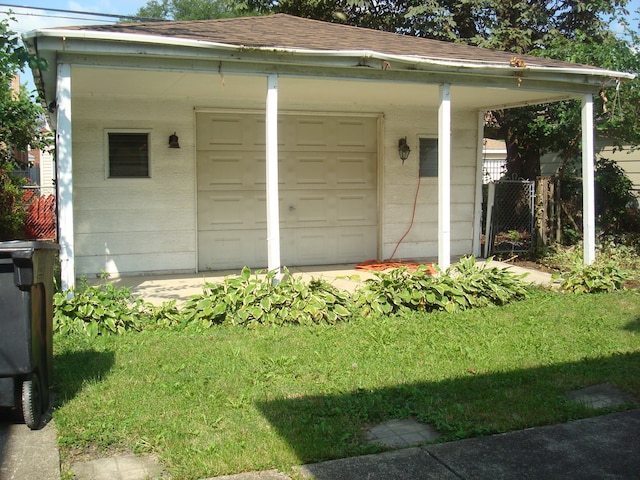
[24,27,634,112]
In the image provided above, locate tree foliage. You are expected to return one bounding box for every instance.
[0,13,52,240]
[240,0,640,180]
[131,0,640,182]
[134,0,248,20]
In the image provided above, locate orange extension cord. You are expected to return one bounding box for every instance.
[354,173,435,275]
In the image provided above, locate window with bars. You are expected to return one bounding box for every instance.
[108,132,150,178]
[419,137,438,177]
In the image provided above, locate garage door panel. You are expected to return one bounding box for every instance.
[196,117,245,148]
[198,192,266,229]
[295,195,331,223]
[337,228,377,260]
[295,156,330,185]
[197,154,244,188]
[295,119,332,147]
[198,230,267,270]
[286,227,377,265]
[337,155,376,186]
[291,229,334,265]
[337,193,377,223]
[198,152,267,190]
[337,119,377,150]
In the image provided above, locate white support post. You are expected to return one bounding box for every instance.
[265,74,282,280]
[582,94,596,264]
[438,83,452,270]
[56,63,75,291]
[473,110,485,257]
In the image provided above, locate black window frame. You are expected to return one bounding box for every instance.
[107,131,150,178]
[419,137,438,178]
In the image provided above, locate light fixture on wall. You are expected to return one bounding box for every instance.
[168,132,180,148]
[398,137,411,163]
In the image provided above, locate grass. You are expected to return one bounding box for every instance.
[53,289,640,479]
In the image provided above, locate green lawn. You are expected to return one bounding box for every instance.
[53,289,640,479]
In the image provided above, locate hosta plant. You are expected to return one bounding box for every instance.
[179,266,354,328]
[353,256,530,317]
[53,280,155,336]
[556,263,629,294]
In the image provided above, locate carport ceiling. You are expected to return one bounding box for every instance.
[71,67,576,111]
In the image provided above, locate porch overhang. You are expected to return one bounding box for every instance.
[25,28,632,123]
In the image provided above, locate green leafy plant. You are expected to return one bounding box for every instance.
[0,164,28,239]
[595,157,638,235]
[543,240,637,292]
[556,263,629,294]
[179,266,354,327]
[353,256,530,317]
[53,279,155,336]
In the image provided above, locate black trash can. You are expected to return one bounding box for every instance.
[0,240,59,429]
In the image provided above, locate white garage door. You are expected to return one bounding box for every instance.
[196,112,378,270]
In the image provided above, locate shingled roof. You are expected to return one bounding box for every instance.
[62,13,590,71]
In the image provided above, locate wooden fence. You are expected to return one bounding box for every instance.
[23,191,56,240]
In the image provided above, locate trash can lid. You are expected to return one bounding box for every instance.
[0,240,60,252]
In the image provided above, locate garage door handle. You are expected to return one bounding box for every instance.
[289,205,296,212]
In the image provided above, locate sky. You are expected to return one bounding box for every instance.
[1,0,639,92]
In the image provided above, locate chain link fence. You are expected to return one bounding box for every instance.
[484,178,535,256]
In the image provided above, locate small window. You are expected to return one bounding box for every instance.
[419,137,438,177]
[108,132,149,178]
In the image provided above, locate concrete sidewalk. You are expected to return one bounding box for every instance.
[3,407,640,479]
[212,408,640,480]
[0,417,60,480]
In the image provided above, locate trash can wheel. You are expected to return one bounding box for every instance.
[21,372,43,430]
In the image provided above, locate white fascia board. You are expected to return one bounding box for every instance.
[26,27,634,86]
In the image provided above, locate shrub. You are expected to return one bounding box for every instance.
[595,157,638,234]
[353,256,530,317]
[0,165,27,240]
[53,280,155,336]
[557,263,629,293]
[543,240,637,293]
[179,266,354,328]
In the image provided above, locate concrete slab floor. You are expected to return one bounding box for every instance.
[0,418,60,480]
[366,418,442,448]
[567,383,639,409]
[70,453,168,480]
[205,469,292,480]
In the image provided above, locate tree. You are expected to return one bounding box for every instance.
[400,0,638,179]
[133,1,639,181]
[133,0,248,20]
[0,13,52,240]
[236,0,639,180]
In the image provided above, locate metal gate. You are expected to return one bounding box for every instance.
[484,178,535,256]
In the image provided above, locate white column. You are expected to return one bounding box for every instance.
[265,74,282,280]
[582,94,596,264]
[56,63,75,291]
[438,83,452,270]
[473,110,485,257]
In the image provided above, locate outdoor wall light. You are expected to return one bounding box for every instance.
[398,137,411,163]
[168,132,180,148]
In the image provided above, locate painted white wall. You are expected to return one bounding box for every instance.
[72,95,197,277]
[596,140,640,196]
[69,70,480,276]
[381,107,478,261]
